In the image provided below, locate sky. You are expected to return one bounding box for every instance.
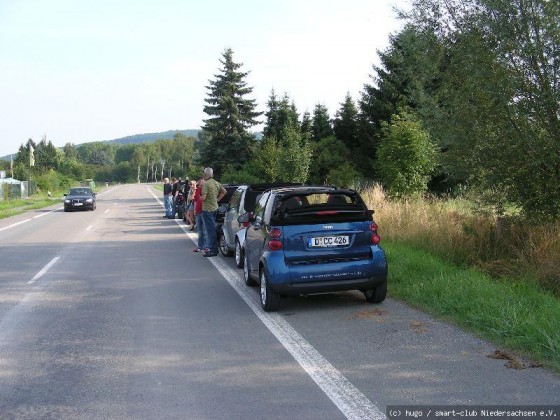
[0,0,409,157]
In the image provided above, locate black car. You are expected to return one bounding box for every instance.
[64,187,97,212]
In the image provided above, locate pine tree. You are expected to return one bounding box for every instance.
[263,91,300,140]
[333,93,359,151]
[311,104,333,142]
[198,48,262,176]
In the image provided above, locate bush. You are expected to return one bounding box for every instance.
[376,110,438,197]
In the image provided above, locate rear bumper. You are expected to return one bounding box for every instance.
[271,276,386,295]
[263,245,388,294]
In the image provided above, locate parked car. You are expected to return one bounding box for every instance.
[63,187,97,212]
[240,186,387,311]
[219,183,300,267]
[214,184,240,238]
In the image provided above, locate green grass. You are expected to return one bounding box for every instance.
[384,240,560,371]
[0,197,61,220]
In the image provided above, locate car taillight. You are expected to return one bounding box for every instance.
[268,227,282,251]
[370,223,381,245]
[269,227,282,239]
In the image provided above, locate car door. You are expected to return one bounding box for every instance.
[223,187,243,248]
[245,192,271,278]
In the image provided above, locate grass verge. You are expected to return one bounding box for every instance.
[0,197,61,220]
[384,240,560,371]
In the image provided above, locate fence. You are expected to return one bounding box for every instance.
[1,181,37,201]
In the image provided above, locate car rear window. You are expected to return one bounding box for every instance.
[271,191,372,225]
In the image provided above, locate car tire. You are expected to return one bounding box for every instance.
[364,280,387,303]
[64,208,70,212]
[260,268,280,312]
[243,253,257,287]
[235,240,244,268]
[219,234,233,257]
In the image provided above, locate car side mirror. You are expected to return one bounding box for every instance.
[238,212,252,224]
[93,193,97,197]
[63,194,67,197]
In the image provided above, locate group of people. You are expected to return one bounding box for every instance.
[162,167,227,258]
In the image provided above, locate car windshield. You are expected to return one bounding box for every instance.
[272,190,371,224]
[68,188,91,196]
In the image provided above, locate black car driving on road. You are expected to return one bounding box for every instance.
[63,187,97,212]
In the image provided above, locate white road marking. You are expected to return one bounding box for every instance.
[191,237,385,420]
[33,207,63,219]
[86,225,93,231]
[104,209,110,214]
[0,219,31,232]
[28,256,60,284]
[147,185,385,420]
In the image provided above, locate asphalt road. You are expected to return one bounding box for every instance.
[0,184,558,419]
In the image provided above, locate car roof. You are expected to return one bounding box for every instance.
[269,185,339,195]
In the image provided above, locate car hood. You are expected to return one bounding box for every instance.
[65,194,94,199]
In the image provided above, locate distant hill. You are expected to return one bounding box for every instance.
[101,129,199,145]
[1,129,263,161]
[0,129,200,161]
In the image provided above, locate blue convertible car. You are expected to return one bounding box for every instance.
[240,186,388,311]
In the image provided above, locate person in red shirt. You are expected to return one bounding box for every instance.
[193,177,206,252]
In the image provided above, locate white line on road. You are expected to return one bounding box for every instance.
[190,238,386,420]
[0,219,31,232]
[28,256,60,284]
[86,225,93,231]
[33,207,63,219]
[104,209,110,214]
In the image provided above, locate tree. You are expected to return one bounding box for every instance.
[63,143,78,161]
[308,136,360,187]
[406,0,560,218]
[132,148,145,183]
[376,110,438,197]
[198,48,262,176]
[300,111,312,138]
[333,93,359,151]
[254,125,312,183]
[311,104,333,142]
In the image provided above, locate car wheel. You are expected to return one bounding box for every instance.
[64,208,70,212]
[260,268,280,312]
[219,234,233,257]
[364,280,387,303]
[235,240,244,268]
[243,253,257,287]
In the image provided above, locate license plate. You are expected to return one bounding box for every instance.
[308,235,349,247]
[74,202,83,206]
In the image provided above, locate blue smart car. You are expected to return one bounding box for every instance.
[240,186,388,311]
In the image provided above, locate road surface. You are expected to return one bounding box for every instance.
[0,184,558,419]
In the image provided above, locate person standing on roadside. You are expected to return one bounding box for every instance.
[163,177,173,218]
[193,177,205,252]
[186,179,197,228]
[200,167,226,257]
[171,177,179,218]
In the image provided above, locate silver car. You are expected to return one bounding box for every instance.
[219,183,300,267]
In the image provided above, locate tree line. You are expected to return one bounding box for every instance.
[3,0,557,219]
[197,0,559,220]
